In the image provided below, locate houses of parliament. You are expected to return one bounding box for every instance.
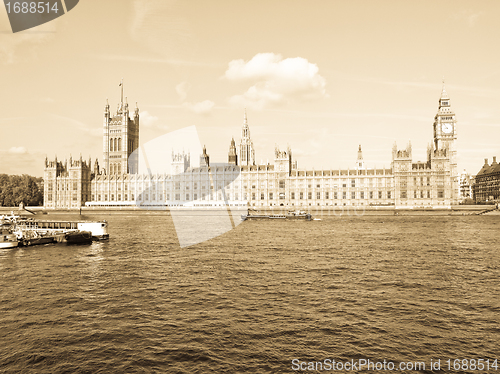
[43,84,459,209]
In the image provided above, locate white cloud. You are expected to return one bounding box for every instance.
[225,53,327,110]
[174,81,214,114]
[183,100,214,115]
[175,81,191,101]
[140,111,159,127]
[8,146,27,154]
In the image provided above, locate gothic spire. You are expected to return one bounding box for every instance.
[440,78,449,100]
[357,145,363,161]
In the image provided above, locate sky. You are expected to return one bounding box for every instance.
[1,0,499,177]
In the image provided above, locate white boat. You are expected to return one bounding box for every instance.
[2,215,109,241]
[15,219,109,240]
[0,224,19,248]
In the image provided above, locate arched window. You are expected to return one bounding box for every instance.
[118,138,121,151]
[114,138,118,153]
[117,164,121,174]
[110,138,113,152]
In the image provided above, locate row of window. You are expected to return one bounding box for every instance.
[90,190,396,202]
[109,163,122,175]
[46,193,82,202]
[109,138,121,152]
[88,189,451,202]
[47,182,82,191]
[400,190,444,199]
[249,191,393,200]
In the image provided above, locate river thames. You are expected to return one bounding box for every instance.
[1,213,499,373]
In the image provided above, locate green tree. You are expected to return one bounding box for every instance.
[0,174,44,207]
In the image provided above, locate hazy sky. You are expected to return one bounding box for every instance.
[1,0,499,177]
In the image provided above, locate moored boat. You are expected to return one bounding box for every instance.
[54,230,93,244]
[13,218,108,240]
[241,210,313,221]
[0,224,18,248]
[2,215,109,247]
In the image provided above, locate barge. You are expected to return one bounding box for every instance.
[241,210,313,221]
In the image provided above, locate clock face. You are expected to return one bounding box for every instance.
[442,123,453,134]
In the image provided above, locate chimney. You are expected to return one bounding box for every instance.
[484,158,489,165]
[493,156,497,164]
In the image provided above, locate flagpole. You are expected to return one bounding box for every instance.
[120,78,124,107]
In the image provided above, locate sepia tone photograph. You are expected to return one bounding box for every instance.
[1,1,499,373]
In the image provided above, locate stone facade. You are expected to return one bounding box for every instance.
[473,157,500,203]
[43,156,92,209]
[44,85,459,209]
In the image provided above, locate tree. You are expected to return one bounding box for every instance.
[0,174,44,207]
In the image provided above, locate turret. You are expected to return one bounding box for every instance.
[134,102,139,124]
[124,96,129,116]
[104,99,110,117]
[200,145,210,167]
[94,158,100,174]
[356,144,364,169]
[274,145,292,174]
[228,137,237,165]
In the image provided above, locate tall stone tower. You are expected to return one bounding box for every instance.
[228,137,238,165]
[103,80,140,175]
[392,142,413,206]
[238,109,255,166]
[432,82,458,203]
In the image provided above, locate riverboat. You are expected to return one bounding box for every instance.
[241,210,313,221]
[14,218,109,240]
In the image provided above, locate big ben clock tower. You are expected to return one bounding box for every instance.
[433,82,458,203]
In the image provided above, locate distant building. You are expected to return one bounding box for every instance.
[473,157,500,203]
[459,170,475,200]
[44,84,460,209]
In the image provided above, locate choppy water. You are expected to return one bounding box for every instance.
[1,214,499,373]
